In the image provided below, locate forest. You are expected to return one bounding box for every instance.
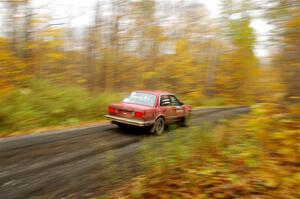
[0,0,299,133]
[0,0,299,198]
[1,0,264,96]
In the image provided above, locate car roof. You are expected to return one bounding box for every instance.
[134,90,174,96]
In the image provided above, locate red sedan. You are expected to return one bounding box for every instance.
[105,90,192,135]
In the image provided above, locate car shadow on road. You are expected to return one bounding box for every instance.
[111,123,180,137]
[111,124,152,137]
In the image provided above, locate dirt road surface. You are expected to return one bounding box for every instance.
[0,106,249,199]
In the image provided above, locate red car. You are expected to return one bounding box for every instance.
[105,90,192,135]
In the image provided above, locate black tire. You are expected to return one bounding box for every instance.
[180,113,191,127]
[151,117,165,135]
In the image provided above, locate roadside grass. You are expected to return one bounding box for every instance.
[138,123,214,172]
[105,103,300,199]
[0,80,124,136]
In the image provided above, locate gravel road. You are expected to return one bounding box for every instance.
[0,106,250,199]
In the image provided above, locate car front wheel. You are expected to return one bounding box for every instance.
[180,112,191,127]
[151,117,165,135]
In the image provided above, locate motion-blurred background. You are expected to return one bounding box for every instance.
[0,0,299,132]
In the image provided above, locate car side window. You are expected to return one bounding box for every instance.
[160,95,171,106]
[169,95,182,106]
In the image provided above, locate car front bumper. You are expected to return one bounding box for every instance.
[104,115,155,127]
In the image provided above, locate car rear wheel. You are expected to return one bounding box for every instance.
[151,117,165,135]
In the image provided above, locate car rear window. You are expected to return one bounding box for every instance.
[123,92,157,107]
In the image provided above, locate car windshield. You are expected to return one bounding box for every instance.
[123,92,156,107]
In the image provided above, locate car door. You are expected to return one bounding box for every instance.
[159,95,177,123]
[169,95,185,120]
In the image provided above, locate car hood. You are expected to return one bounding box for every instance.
[110,102,153,112]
